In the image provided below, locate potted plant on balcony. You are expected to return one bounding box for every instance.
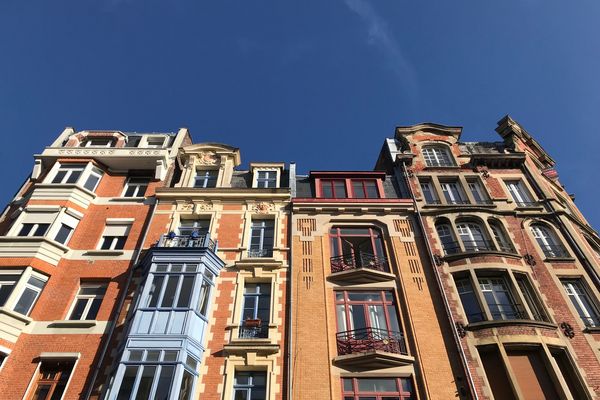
[244,318,262,327]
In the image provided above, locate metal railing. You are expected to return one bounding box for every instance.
[247,248,274,258]
[330,252,389,274]
[474,199,494,205]
[157,233,217,252]
[442,240,498,255]
[540,244,570,258]
[515,201,539,207]
[488,303,528,321]
[239,323,269,339]
[446,199,470,205]
[336,327,407,356]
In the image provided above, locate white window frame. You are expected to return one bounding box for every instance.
[422,146,454,167]
[419,179,439,204]
[194,169,218,188]
[98,223,131,250]
[45,162,104,193]
[50,164,86,185]
[505,180,534,206]
[83,137,114,147]
[0,268,48,317]
[68,283,107,321]
[456,222,488,251]
[467,178,489,204]
[440,181,467,204]
[142,136,167,148]
[11,211,59,238]
[561,279,600,327]
[122,177,150,198]
[254,170,279,188]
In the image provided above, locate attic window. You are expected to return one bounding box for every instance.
[82,138,115,148]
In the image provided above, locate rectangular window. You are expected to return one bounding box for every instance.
[515,274,549,322]
[178,219,210,237]
[478,346,517,400]
[115,362,176,400]
[51,164,85,184]
[0,274,19,306]
[455,277,484,323]
[13,275,46,316]
[419,179,439,204]
[146,274,195,309]
[123,177,150,197]
[467,178,490,204]
[256,171,278,188]
[83,167,103,192]
[249,220,274,257]
[99,224,131,250]
[29,360,75,400]
[145,137,166,148]
[18,223,50,237]
[194,170,218,188]
[54,224,74,245]
[506,348,560,399]
[505,180,534,206]
[478,276,523,321]
[351,180,379,198]
[341,377,415,400]
[320,179,347,199]
[561,279,600,327]
[233,371,267,400]
[550,347,589,399]
[240,283,271,339]
[69,283,107,320]
[440,180,467,204]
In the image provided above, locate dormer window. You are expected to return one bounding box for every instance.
[351,180,379,198]
[256,171,278,188]
[145,137,166,148]
[422,145,454,167]
[317,176,383,199]
[82,137,115,147]
[194,170,218,188]
[321,180,347,199]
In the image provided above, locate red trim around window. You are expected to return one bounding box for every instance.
[316,177,384,199]
[341,377,415,400]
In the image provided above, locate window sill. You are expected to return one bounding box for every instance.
[0,307,32,324]
[513,204,544,211]
[544,257,576,263]
[48,320,97,328]
[443,250,521,262]
[109,197,147,203]
[583,326,600,334]
[467,319,556,331]
[84,250,125,256]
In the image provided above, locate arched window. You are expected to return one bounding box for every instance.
[422,145,454,167]
[530,224,569,258]
[456,221,492,252]
[436,222,459,255]
[488,220,515,253]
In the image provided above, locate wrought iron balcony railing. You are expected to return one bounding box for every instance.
[247,248,274,258]
[157,233,217,252]
[330,252,389,274]
[446,199,470,205]
[540,244,570,259]
[441,240,499,255]
[466,303,528,323]
[239,323,269,339]
[336,327,407,356]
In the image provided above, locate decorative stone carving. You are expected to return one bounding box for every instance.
[475,165,490,179]
[455,322,467,338]
[433,254,444,267]
[524,253,536,266]
[177,202,194,211]
[196,203,213,212]
[198,151,218,165]
[253,202,274,214]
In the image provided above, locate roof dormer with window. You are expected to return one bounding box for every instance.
[174,143,241,188]
[251,163,284,189]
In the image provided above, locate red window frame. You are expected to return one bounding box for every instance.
[29,360,75,400]
[341,377,415,400]
[320,179,348,199]
[335,290,398,333]
[350,179,380,199]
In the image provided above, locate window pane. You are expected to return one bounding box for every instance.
[154,365,175,400]
[69,299,87,320]
[66,170,82,184]
[52,170,67,184]
[178,370,195,400]
[14,287,40,315]
[177,276,194,308]
[160,277,178,307]
[148,276,165,307]
[54,224,73,245]
[117,366,139,400]
[83,174,100,192]
[334,181,347,198]
[357,378,397,392]
[86,298,102,319]
[134,366,156,400]
[352,182,365,198]
[18,224,34,236]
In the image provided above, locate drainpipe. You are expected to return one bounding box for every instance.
[83,197,159,400]
[286,162,295,400]
[399,162,479,400]
[521,166,600,287]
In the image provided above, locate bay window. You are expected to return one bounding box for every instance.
[255,170,278,188]
[0,269,48,317]
[47,163,103,193]
[531,224,569,258]
[342,377,415,400]
[456,222,493,251]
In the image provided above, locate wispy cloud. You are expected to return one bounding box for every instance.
[343,0,417,93]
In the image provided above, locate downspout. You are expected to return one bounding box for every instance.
[399,161,479,400]
[521,166,600,287]
[83,197,159,400]
[286,162,296,400]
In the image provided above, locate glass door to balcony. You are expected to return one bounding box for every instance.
[335,291,405,356]
[329,228,387,273]
[478,277,522,320]
[240,283,270,339]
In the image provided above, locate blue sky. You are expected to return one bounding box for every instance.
[1,1,599,228]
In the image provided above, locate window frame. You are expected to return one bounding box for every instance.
[28,359,76,400]
[341,377,415,400]
[46,162,104,193]
[505,180,535,206]
[319,179,348,199]
[68,283,107,321]
[255,170,278,188]
[98,224,131,250]
[422,145,455,167]
[232,371,268,400]
[122,177,150,198]
[530,224,569,259]
[467,177,490,204]
[350,179,380,199]
[0,269,48,317]
[193,169,218,188]
[560,278,600,328]
[419,178,439,204]
[248,219,275,257]
[334,290,401,334]
[439,180,468,204]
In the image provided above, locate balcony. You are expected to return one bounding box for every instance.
[465,303,556,330]
[329,253,394,283]
[247,248,273,258]
[441,239,519,260]
[334,327,412,368]
[540,244,571,259]
[157,233,217,252]
[239,322,269,339]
